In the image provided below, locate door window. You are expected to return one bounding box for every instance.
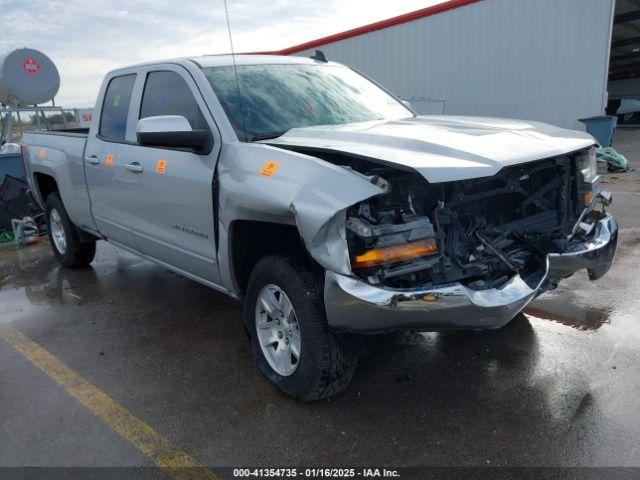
[140,71,208,131]
[99,74,136,141]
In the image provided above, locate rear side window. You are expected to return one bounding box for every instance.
[99,74,135,141]
[139,71,208,130]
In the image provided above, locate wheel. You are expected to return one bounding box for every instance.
[244,254,357,401]
[45,192,96,268]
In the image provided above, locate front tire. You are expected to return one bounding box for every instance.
[244,254,357,401]
[45,192,96,268]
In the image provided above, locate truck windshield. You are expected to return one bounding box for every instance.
[202,64,412,141]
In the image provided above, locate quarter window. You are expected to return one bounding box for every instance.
[99,74,135,141]
[140,71,208,131]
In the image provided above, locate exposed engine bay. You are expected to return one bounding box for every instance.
[275,145,603,291]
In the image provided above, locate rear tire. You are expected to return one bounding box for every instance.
[45,192,96,268]
[244,254,357,401]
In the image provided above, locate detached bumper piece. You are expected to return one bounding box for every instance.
[325,213,617,333]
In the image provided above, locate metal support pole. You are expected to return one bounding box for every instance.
[16,110,23,139]
[7,109,13,143]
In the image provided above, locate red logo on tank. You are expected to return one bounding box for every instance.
[23,57,40,75]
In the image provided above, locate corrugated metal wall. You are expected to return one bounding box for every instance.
[293,0,615,129]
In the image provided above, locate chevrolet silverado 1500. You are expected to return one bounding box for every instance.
[22,55,617,401]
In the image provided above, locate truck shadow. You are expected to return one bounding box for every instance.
[353,312,539,401]
[300,314,600,464]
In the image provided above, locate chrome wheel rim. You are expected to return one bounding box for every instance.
[255,284,301,376]
[49,208,67,255]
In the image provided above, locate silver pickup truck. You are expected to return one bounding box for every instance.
[23,54,617,401]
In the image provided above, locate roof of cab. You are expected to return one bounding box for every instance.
[190,54,337,68]
[111,54,338,74]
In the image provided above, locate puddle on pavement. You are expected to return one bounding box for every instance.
[0,241,150,321]
[0,240,232,328]
[523,305,613,331]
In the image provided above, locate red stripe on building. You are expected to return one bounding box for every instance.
[265,0,481,55]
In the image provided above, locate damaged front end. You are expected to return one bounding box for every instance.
[321,147,618,332]
[345,147,608,290]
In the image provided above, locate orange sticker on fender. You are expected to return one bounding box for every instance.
[156,159,167,174]
[260,161,280,177]
[105,154,114,166]
[38,149,46,158]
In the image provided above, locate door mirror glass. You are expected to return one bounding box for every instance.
[136,115,211,152]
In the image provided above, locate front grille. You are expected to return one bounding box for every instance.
[447,156,577,236]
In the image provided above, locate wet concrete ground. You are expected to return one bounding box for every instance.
[1,130,639,473]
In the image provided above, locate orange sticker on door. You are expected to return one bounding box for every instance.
[105,154,114,166]
[156,159,167,174]
[259,161,280,177]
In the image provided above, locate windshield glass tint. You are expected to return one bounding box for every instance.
[202,64,411,141]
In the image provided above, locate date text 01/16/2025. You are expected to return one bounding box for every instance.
[232,468,400,478]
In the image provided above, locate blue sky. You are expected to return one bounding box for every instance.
[0,0,444,106]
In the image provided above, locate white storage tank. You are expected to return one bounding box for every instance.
[0,48,60,106]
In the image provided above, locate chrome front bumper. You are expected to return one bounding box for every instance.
[324,213,618,333]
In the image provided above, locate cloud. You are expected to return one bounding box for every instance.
[1,0,443,106]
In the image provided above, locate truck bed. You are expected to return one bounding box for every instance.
[22,130,87,161]
[22,129,92,231]
[26,128,89,137]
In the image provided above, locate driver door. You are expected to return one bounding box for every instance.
[124,66,222,285]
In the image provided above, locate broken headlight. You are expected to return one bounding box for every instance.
[345,169,442,284]
[347,206,439,280]
[577,147,598,184]
[351,235,438,269]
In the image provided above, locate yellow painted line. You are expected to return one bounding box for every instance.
[0,326,218,480]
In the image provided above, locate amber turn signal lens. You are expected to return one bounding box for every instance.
[352,238,438,269]
[584,191,592,205]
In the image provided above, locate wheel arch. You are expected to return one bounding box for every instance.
[32,171,59,206]
[229,220,314,296]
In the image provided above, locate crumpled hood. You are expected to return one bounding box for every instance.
[266,115,596,183]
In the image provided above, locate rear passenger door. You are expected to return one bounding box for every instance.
[126,66,222,285]
[84,72,137,247]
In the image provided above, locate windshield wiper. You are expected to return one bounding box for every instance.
[249,131,288,142]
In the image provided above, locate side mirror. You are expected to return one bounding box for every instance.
[136,115,211,153]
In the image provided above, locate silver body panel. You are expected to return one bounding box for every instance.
[22,55,618,331]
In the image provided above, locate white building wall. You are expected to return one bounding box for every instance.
[293,0,615,129]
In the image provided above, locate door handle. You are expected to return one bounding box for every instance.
[85,154,100,165]
[125,162,144,173]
